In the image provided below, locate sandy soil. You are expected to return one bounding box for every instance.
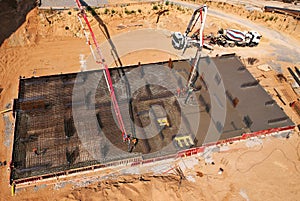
[3,134,300,201]
[190,0,300,42]
[0,1,300,201]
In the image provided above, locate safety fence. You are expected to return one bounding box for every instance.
[11,124,295,188]
[12,156,143,186]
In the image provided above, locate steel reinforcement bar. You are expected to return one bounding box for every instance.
[75,0,128,141]
[11,125,295,187]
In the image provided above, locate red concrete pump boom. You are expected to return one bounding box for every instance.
[75,0,129,142]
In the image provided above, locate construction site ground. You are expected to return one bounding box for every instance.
[0,0,300,200]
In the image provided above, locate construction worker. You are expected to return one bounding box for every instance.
[129,138,138,153]
[132,138,138,146]
[176,88,181,97]
[181,87,187,96]
[33,148,38,155]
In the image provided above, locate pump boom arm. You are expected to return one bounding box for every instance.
[75,0,129,141]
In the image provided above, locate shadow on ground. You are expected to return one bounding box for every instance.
[82,0,136,140]
[0,0,36,46]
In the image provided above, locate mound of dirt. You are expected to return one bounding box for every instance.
[61,175,205,201]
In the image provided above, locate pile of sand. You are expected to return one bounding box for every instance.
[61,175,205,201]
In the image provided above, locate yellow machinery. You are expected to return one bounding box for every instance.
[151,105,170,127]
[157,117,170,127]
[174,134,195,148]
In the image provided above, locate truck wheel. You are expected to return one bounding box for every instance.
[224,42,229,48]
[172,40,176,48]
[249,43,256,47]
[229,43,235,47]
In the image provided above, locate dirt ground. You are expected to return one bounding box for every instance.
[0,1,300,200]
[191,0,300,42]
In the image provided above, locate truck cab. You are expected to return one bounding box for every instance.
[248,31,262,47]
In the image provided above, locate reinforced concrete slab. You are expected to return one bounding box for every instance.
[10,55,293,182]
